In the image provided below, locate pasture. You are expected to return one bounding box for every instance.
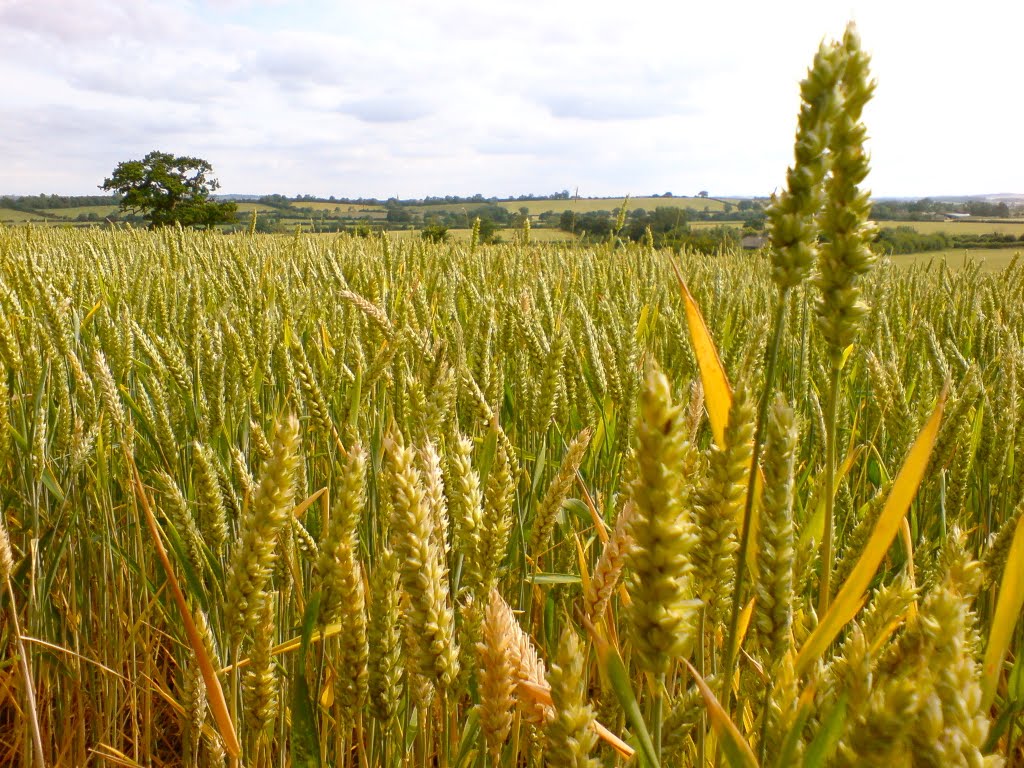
[389,226,576,243]
[880,219,1024,236]
[39,205,120,218]
[0,208,48,224]
[287,202,386,214]
[889,247,1024,272]
[415,196,738,216]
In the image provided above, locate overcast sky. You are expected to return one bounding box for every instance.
[1,0,1021,199]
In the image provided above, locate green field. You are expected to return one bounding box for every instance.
[414,195,737,216]
[39,205,120,218]
[259,207,388,221]
[232,202,282,214]
[890,246,1023,272]
[689,219,747,230]
[0,207,50,223]
[881,219,1024,236]
[389,226,577,243]
[291,201,385,213]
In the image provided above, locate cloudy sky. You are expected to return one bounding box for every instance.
[1,0,1021,199]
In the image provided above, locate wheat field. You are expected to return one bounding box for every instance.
[0,24,1021,768]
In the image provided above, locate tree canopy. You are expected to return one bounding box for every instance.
[100,151,237,228]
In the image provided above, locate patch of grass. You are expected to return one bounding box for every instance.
[880,220,1024,236]
[388,227,577,242]
[290,201,385,213]
[39,205,121,218]
[414,196,737,216]
[232,202,283,214]
[888,247,1023,272]
[0,208,49,223]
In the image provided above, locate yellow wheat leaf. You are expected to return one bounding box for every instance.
[127,456,242,758]
[636,303,650,341]
[575,533,592,603]
[682,659,759,768]
[675,271,731,448]
[319,669,335,708]
[736,596,757,652]
[81,299,104,330]
[795,387,946,676]
[839,343,855,371]
[292,486,327,518]
[898,517,918,621]
[672,259,763,566]
[516,679,635,761]
[982,508,1024,708]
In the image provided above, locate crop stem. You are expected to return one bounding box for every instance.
[818,363,842,616]
[7,581,45,768]
[722,290,788,711]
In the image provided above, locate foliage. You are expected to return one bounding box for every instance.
[872,198,1014,221]
[421,223,450,243]
[257,194,295,210]
[875,226,1023,255]
[100,150,238,228]
[475,215,500,244]
[0,193,121,211]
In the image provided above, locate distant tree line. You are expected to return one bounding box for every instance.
[419,191,571,205]
[251,190,574,208]
[387,202,524,236]
[871,198,1014,220]
[0,194,122,211]
[553,206,751,253]
[874,225,1024,254]
[555,204,765,251]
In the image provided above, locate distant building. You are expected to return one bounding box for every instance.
[741,235,767,250]
[937,212,972,221]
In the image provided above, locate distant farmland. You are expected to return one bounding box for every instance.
[879,219,1024,236]
[416,195,740,215]
[3,198,1022,268]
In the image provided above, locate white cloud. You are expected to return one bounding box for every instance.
[0,0,1020,197]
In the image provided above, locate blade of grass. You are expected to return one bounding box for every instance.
[291,593,323,768]
[586,620,661,768]
[774,681,816,768]
[127,454,242,759]
[795,387,946,676]
[674,268,731,448]
[574,534,592,602]
[982,503,1024,708]
[799,444,863,550]
[674,257,768,715]
[803,693,847,767]
[682,659,759,768]
[735,597,756,652]
[452,707,480,768]
[292,486,327,518]
[90,743,148,768]
[898,517,917,621]
[3,581,46,768]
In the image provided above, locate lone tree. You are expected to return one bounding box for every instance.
[101,151,238,228]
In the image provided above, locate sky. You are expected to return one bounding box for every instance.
[1,0,1021,200]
